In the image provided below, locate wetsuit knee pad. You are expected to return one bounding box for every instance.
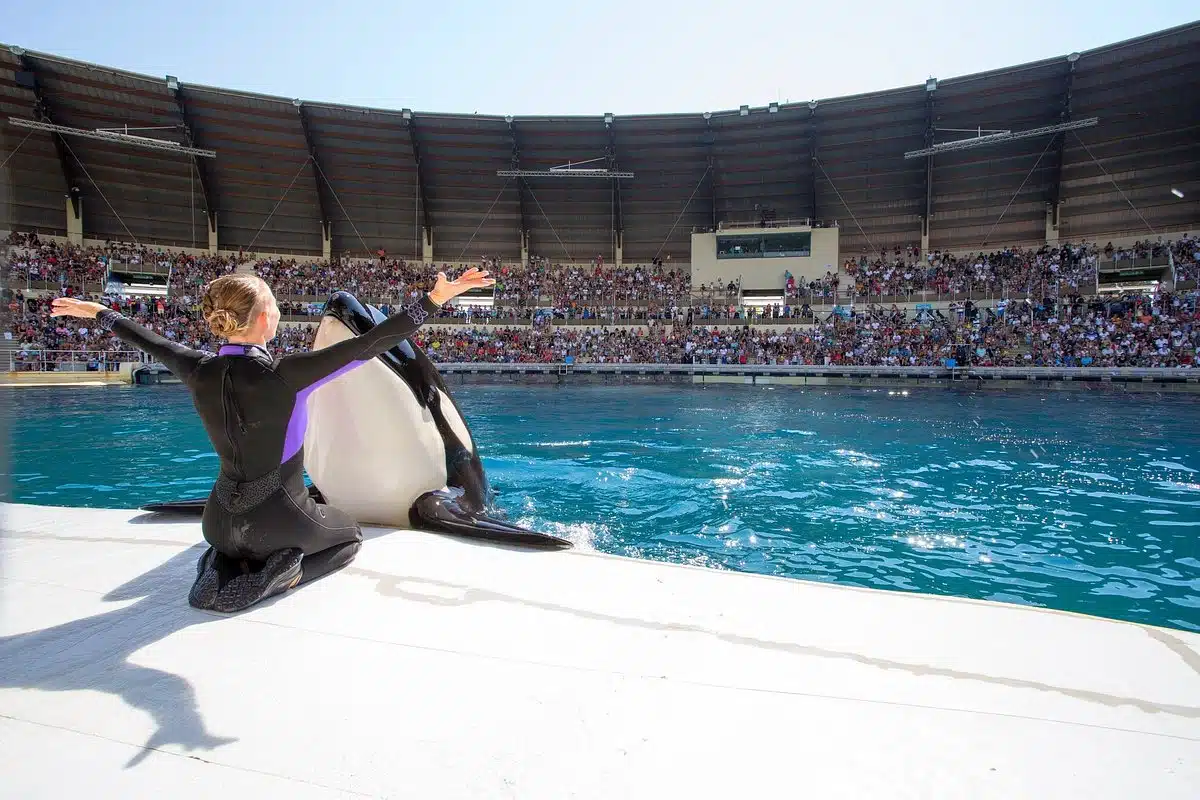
[331,540,362,570]
[295,540,361,586]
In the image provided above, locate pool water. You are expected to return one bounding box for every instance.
[4,383,1199,632]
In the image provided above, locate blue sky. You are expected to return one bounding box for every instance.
[4,1,1196,116]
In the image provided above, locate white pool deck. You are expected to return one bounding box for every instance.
[1,502,1197,798]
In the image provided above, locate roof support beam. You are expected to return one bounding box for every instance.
[1047,58,1077,227]
[171,87,217,233]
[506,118,532,249]
[605,115,623,248]
[296,104,334,244]
[704,118,717,229]
[921,87,936,247]
[404,113,434,247]
[16,56,82,219]
[808,107,818,222]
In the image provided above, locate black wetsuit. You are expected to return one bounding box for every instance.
[95,293,441,587]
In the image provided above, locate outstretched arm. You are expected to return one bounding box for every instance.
[51,298,206,382]
[275,267,494,392]
[274,294,442,390]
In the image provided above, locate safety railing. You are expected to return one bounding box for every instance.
[5,277,107,293]
[427,316,534,327]
[1099,255,1172,271]
[107,258,172,276]
[713,218,838,231]
[432,362,1199,382]
[7,349,145,372]
[209,281,1134,312]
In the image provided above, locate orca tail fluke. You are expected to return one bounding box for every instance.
[411,490,572,550]
[141,484,326,514]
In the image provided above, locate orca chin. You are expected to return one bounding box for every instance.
[142,290,571,551]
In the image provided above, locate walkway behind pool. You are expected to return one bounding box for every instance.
[1,502,1198,799]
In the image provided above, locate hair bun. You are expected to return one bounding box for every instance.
[200,273,268,338]
[205,308,241,337]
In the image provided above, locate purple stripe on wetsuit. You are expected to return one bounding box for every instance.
[279,359,368,464]
[219,344,264,356]
[217,343,369,465]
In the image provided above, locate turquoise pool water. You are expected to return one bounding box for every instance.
[3,383,1199,632]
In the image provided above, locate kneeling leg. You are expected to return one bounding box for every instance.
[296,539,362,586]
[190,496,362,612]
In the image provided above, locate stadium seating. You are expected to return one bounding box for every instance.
[4,232,1198,369]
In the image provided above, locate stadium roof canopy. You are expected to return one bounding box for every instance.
[1,21,1197,262]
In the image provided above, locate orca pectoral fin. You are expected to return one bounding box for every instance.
[142,484,325,514]
[140,497,207,515]
[411,490,572,550]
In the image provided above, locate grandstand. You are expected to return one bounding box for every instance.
[1,23,1198,376]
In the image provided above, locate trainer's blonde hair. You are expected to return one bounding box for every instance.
[200,274,272,338]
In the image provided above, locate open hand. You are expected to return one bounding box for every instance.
[50,297,109,319]
[429,267,495,305]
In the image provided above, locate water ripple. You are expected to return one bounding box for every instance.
[6,383,1200,632]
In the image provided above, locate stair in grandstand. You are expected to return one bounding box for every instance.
[0,336,22,370]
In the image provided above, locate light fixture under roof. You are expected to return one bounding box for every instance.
[1172,188,1185,199]
[905,117,1099,159]
[1067,52,1080,63]
[702,111,712,120]
[498,156,632,180]
[7,117,216,157]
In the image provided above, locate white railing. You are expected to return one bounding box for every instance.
[7,349,144,372]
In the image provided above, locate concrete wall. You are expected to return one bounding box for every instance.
[691,226,839,291]
[0,371,130,386]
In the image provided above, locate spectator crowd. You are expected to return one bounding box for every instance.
[5,233,245,294]
[5,231,1199,370]
[405,290,1200,368]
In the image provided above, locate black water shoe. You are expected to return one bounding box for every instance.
[211,548,304,613]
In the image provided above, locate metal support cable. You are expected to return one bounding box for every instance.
[246,157,312,252]
[653,166,711,262]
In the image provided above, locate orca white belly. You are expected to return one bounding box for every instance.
[303,318,448,526]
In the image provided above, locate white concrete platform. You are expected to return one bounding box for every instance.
[1,502,1198,799]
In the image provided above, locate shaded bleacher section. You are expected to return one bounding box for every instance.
[3,24,1196,261]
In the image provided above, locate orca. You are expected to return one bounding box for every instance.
[142,291,570,550]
